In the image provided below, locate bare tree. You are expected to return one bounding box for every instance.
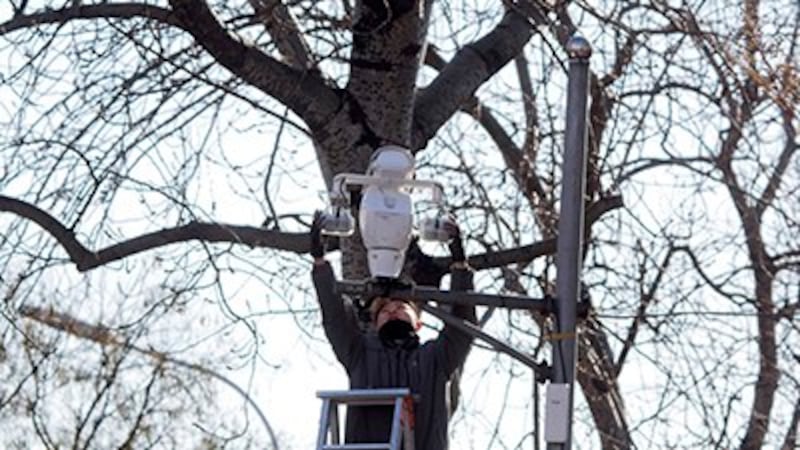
[0,1,797,449]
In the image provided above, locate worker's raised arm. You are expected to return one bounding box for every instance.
[309,212,363,370]
[433,222,477,377]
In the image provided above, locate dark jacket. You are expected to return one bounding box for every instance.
[312,261,477,450]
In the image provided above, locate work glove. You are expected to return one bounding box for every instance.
[310,210,326,258]
[443,220,466,263]
[407,236,447,287]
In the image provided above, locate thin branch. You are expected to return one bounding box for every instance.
[411,9,535,150]
[432,195,624,270]
[599,29,638,88]
[514,52,540,161]
[423,46,552,230]
[781,394,800,450]
[0,3,179,35]
[117,365,160,450]
[466,101,549,205]
[0,2,338,132]
[18,305,280,449]
[756,109,797,219]
[614,244,678,376]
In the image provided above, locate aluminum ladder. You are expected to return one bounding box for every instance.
[316,388,415,450]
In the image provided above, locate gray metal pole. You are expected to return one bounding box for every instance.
[545,35,592,450]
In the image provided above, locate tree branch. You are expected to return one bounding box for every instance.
[0,3,179,35]
[2,194,622,274]
[411,8,535,150]
[247,0,316,71]
[0,195,307,272]
[466,101,549,208]
[756,108,797,219]
[578,317,633,449]
[423,46,552,231]
[514,52,540,164]
[167,0,339,131]
[781,393,800,450]
[431,195,624,270]
[614,244,677,376]
[1,2,340,131]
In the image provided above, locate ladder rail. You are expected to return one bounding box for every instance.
[317,399,332,449]
[330,402,341,443]
[388,397,403,449]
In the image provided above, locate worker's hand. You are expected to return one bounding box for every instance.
[310,210,326,259]
[443,220,465,263]
[407,237,446,287]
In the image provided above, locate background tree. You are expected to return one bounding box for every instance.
[0,1,798,449]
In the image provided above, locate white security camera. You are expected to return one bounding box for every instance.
[321,145,450,279]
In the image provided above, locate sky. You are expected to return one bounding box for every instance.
[2,2,797,450]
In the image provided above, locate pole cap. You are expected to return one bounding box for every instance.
[566,35,592,59]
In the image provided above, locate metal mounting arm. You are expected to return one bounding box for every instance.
[335,280,553,312]
[420,304,551,382]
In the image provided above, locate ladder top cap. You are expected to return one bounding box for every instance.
[317,388,412,400]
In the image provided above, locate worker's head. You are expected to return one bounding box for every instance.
[370,297,422,333]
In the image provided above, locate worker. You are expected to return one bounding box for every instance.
[310,212,477,449]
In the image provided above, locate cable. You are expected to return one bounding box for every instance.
[596,310,799,319]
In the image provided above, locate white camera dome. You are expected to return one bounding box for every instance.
[368,145,415,180]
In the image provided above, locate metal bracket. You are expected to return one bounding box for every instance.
[335,279,554,382]
[335,279,553,314]
[421,303,552,383]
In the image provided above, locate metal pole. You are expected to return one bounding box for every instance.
[545,35,592,450]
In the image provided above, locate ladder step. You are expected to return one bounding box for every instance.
[321,445,392,450]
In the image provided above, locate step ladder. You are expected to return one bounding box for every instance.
[316,388,415,450]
